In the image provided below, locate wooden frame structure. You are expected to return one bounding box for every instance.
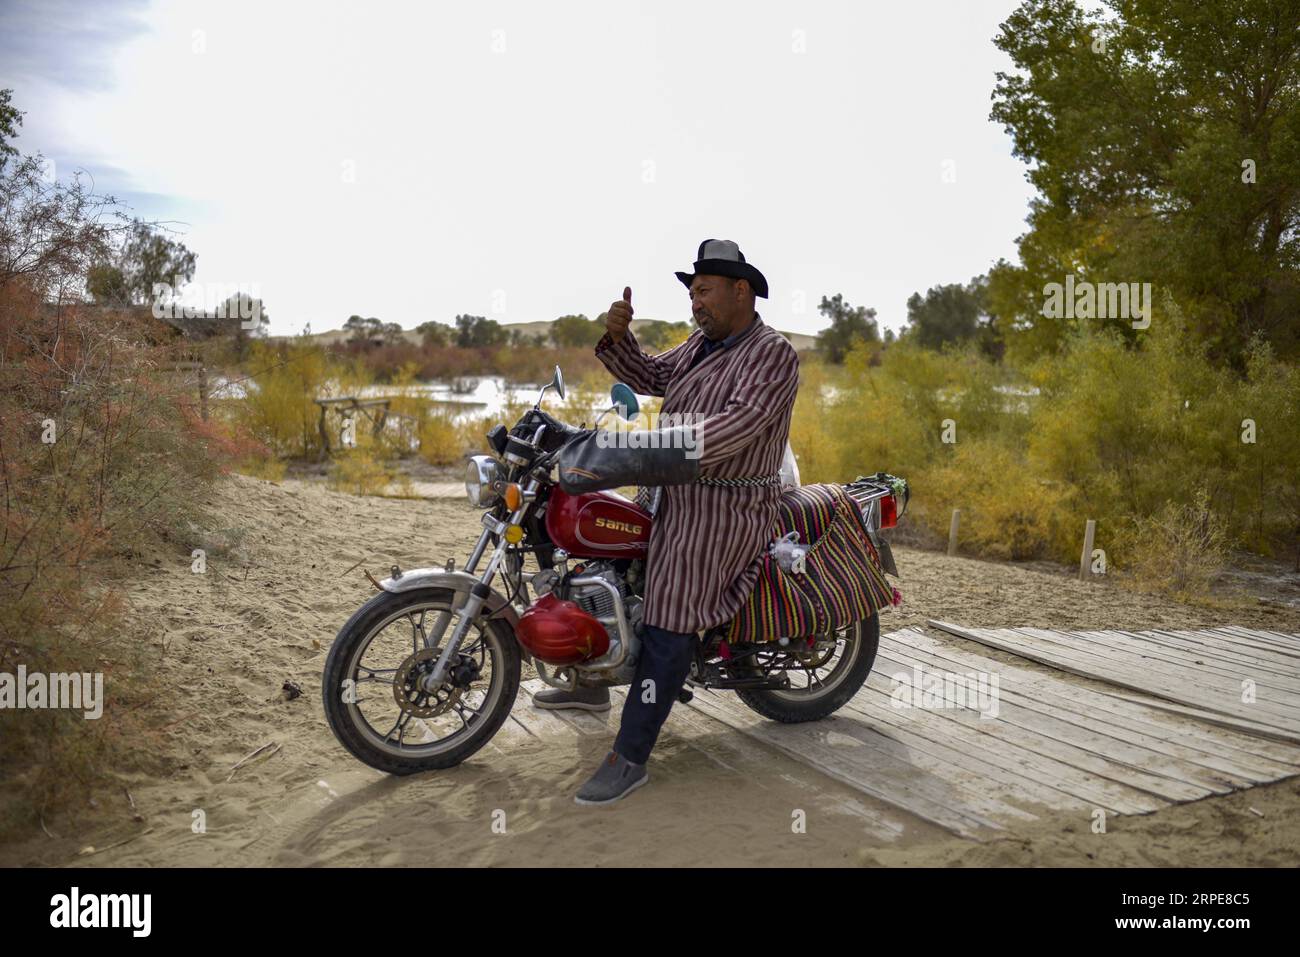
[314,396,392,458]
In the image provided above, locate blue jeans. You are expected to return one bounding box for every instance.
[612,622,697,765]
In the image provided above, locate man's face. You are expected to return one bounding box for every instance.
[689,275,751,341]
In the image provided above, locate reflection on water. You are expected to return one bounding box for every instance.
[214,374,860,425]
[354,376,543,421]
[209,375,547,423]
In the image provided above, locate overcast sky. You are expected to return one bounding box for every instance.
[1,0,1035,337]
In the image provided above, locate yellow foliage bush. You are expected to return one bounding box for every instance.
[236,453,287,482]
[786,306,1299,568]
[235,340,331,458]
[418,411,463,466]
[231,303,1298,572]
[328,447,396,496]
[922,440,1069,560]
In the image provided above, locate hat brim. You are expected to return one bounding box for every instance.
[675,260,768,299]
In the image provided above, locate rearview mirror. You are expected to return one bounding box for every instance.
[610,383,638,419]
[535,364,565,408]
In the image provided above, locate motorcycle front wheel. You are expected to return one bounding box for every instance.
[322,587,521,775]
[731,613,879,723]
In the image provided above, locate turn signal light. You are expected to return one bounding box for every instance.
[503,483,523,511]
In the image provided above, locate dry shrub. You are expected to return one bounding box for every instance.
[0,153,236,836]
[327,447,396,496]
[1115,490,1230,597]
[0,292,226,834]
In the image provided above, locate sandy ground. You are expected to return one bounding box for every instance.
[3,473,1298,867]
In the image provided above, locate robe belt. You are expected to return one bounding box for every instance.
[693,473,782,488]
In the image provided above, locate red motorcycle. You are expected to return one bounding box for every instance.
[322,367,907,774]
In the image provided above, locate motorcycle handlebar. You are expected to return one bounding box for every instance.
[516,408,586,453]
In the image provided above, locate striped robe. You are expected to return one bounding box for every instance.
[593,313,800,634]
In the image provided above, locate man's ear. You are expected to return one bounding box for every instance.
[733,278,750,302]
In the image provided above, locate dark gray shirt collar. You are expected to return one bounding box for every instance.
[698,312,761,356]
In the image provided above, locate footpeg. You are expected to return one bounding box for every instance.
[677,688,694,704]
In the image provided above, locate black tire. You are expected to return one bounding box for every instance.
[734,613,879,723]
[322,586,521,775]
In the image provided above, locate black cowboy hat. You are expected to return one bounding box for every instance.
[674,238,769,299]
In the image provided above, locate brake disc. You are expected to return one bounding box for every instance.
[392,648,464,718]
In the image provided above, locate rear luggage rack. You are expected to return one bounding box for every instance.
[842,472,909,525]
[841,473,907,578]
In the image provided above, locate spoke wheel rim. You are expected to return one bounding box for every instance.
[343,599,505,759]
[755,623,861,702]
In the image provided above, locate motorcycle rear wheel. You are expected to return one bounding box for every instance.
[733,613,879,723]
[322,586,521,775]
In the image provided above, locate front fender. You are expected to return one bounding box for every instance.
[377,568,521,633]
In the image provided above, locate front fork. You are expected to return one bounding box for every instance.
[418,480,535,693]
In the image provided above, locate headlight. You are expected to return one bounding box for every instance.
[465,455,501,507]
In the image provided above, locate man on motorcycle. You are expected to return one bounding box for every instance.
[539,239,801,805]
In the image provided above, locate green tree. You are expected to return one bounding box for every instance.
[455,314,506,348]
[551,313,600,347]
[87,218,197,306]
[85,263,131,304]
[636,319,691,350]
[905,275,1002,358]
[0,89,23,167]
[344,315,382,344]
[222,292,269,360]
[815,293,879,364]
[990,0,1300,366]
[507,327,545,347]
[416,320,451,347]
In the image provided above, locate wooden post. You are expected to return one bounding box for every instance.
[198,364,209,422]
[318,403,330,460]
[1079,519,1096,580]
[947,509,961,556]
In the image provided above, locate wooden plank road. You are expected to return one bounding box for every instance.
[506,626,1300,841]
[928,621,1300,744]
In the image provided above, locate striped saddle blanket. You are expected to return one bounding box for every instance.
[723,483,895,644]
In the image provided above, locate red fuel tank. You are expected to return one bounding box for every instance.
[545,487,651,559]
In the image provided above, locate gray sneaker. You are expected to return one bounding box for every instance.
[574,750,648,806]
[532,684,611,712]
